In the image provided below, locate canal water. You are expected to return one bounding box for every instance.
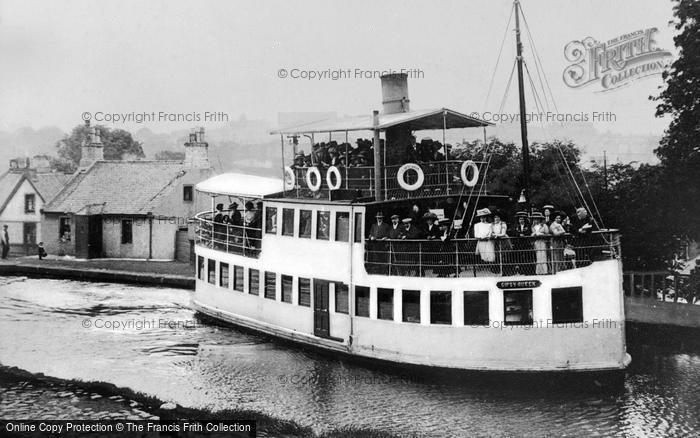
[1,277,699,437]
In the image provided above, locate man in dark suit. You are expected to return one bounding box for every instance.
[1,225,9,259]
[368,212,391,240]
[424,213,441,239]
[400,218,424,239]
[388,214,403,239]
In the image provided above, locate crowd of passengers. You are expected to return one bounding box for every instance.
[291,136,452,168]
[210,201,263,249]
[367,204,599,275]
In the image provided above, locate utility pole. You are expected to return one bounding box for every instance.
[514,0,531,207]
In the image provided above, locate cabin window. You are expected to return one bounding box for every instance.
[249,269,259,295]
[317,211,330,240]
[197,256,205,281]
[464,291,489,325]
[298,277,311,307]
[59,216,71,241]
[504,290,533,326]
[377,288,394,321]
[551,287,583,323]
[354,212,363,243]
[264,272,276,300]
[281,275,293,303]
[265,207,278,234]
[355,286,370,317]
[299,210,312,238]
[183,185,193,202]
[219,262,229,288]
[233,265,244,292]
[402,290,421,323]
[431,291,452,325]
[282,208,295,236]
[24,194,36,213]
[208,259,216,285]
[335,282,349,314]
[121,219,133,244]
[335,212,350,242]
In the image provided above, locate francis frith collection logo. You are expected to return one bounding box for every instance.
[563,27,672,92]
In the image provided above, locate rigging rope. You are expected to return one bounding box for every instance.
[483,2,516,112]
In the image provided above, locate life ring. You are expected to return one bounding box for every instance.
[460,160,480,187]
[305,166,322,192]
[326,166,342,190]
[284,166,295,190]
[396,163,424,191]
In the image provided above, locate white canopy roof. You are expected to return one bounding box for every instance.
[195,173,284,198]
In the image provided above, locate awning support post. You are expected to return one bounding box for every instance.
[372,110,382,201]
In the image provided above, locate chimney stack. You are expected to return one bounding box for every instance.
[79,120,104,168]
[184,127,210,169]
[381,73,410,114]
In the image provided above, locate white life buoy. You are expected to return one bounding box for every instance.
[460,160,480,187]
[396,163,424,191]
[284,166,295,190]
[305,166,322,192]
[326,166,342,190]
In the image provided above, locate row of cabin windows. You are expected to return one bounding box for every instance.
[354,286,583,325]
[264,207,363,243]
[197,256,349,312]
[197,257,582,324]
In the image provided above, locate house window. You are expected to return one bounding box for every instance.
[354,212,363,243]
[183,185,193,202]
[299,210,312,238]
[121,219,133,244]
[219,263,229,288]
[197,256,205,281]
[281,275,293,303]
[504,290,533,326]
[249,269,259,295]
[59,216,71,241]
[282,209,295,236]
[207,259,216,285]
[464,291,490,326]
[355,286,370,317]
[265,207,278,234]
[298,277,311,307]
[431,291,452,325]
[24,194,36,213]
[233,266,244,292]
[402,290,421,323]
[551,287,583,323]
[335,282,349,314]
[317,211,330,240]
[377,288,394,321]
[335,212,350,242]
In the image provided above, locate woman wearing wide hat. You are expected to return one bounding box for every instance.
[549,210,567,272]
[531,212,550,275]
[473,208,496,264]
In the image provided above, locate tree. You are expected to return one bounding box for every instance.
[652,0,700,243]
[53,124,144,172]
[154,150,185,161]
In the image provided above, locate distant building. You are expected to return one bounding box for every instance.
[0,155,71,255]
[42,125,214,260]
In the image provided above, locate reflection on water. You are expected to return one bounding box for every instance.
[1,277,699,437]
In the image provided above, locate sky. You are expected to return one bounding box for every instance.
[0,0,678,136]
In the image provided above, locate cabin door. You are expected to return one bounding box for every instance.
[313,279,330,338]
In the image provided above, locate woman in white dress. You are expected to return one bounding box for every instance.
[474,208,496,263]
[530,212,550,275]
[549,211,567,272]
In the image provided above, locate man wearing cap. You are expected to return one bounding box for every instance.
[400,218,424,240]
[368,212,391,240]
[389,214,403,239]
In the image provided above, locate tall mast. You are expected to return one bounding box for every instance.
[514,0,531,207]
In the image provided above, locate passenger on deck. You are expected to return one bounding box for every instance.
[543,204,555,226]
[424,213,441,239]
[436,218,456,277]
[229,202,242,226]
[474,208,496,263]
[400,218,424,239]
[513,211,530,237]
[389,214,403,239]
[244,201,256,226]
[531,212,550,275]
[213,203,226,223]
[368,212,391,240]
[549,211,567,272]
[571,207,596,235]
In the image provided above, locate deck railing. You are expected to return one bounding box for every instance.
[194,211,262,258]
[364,230,621,277]
[290,160,485,199]
[624,270,699,304]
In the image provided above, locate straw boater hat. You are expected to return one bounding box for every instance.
[375,212,384,218]
[402,218,412,224]
[543,204,555,211]
[531,212,545,220]
[476,208,492,218]
[515,211,528,218]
